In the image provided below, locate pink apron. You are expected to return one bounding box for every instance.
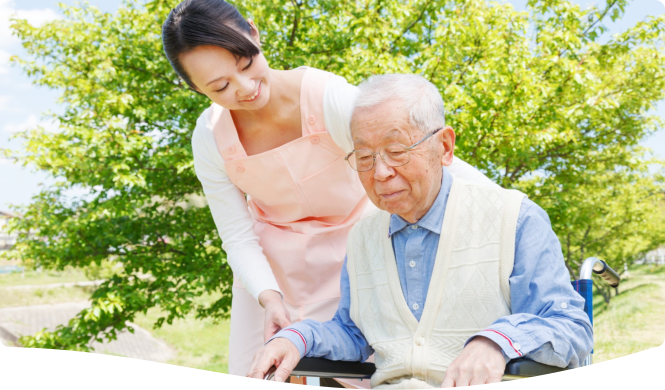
[212,67,368,308]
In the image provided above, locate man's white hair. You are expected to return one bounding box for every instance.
[352,74,446,133]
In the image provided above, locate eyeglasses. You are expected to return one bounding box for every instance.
[345,128,443,172]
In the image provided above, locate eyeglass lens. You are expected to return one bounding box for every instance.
[350,144,410,171]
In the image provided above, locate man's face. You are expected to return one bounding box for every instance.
[350,99,455,223]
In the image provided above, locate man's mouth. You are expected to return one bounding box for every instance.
[378,190,405,200]
[240,82,261,102]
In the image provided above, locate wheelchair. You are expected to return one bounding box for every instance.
[289,257,620,385]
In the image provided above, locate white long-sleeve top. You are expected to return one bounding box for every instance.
[191,74,496,302]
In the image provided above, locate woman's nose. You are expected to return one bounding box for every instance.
[237,77,257,98]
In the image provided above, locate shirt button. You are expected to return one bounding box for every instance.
[409,261,416,268]
[228,146,236,154]
[416,337,425,346]
[310,136,320,145]
[411,224,418,230]
[308,115,316,125]
[236,164,245,173]
[561,302,568,309]
[412,303,419,311]
[513,343,521,351]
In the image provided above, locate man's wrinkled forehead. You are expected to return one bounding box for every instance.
[353,128,408,149]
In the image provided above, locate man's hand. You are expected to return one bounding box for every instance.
[247,338,301,382]
[441,336,506,387]
[259,290,292,342]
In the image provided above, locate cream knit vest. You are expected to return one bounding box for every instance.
[347,178,524,389]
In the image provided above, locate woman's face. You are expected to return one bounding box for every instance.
[180,27,271,110]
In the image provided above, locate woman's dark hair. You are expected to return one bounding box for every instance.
[162,0,261,90]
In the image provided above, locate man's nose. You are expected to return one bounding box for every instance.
[374,155,395,181]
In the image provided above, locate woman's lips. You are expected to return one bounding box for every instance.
[240,82,261,102]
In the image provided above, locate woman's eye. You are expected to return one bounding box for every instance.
[215,83,229,93]
[242,57,253,71]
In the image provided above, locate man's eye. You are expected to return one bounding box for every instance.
[215,83,229,93]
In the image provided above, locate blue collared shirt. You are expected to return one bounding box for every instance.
[273,168,593,368]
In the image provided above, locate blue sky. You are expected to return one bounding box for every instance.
[1,0,664,210]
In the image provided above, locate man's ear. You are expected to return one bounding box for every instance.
[440,126,455,166]
[247,19,262,47]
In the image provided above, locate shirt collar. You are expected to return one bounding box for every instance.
[388,166,453,237]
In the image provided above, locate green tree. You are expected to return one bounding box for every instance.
[3,0,664,351]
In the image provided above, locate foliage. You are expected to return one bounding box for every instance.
[2,0,665,350]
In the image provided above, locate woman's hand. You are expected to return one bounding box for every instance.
[259,290,292,342]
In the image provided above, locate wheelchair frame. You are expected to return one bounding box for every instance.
[288,257,621,384]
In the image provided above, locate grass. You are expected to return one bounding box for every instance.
[592,264,665,363]
[0,285,94,308]
[0,267,89,287]
[133,308,231,373]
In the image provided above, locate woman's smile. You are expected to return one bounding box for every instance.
[240,81,261,102]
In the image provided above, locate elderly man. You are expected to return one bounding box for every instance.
[247,74,593,388]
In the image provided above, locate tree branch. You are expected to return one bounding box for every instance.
[389,0,434,51]
[582,0,620,37]
[288,0,301,48]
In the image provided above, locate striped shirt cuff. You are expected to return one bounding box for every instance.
[467,328,531,362]
[268,328,307,358]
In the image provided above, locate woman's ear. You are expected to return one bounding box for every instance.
[440,126,456,166]
[247,18,261,47]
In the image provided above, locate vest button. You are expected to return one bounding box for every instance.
[416,337,425,346]
[308,115,316,124]
[310,136,320,145]
[228,146,236,154]
[236,164,245,173]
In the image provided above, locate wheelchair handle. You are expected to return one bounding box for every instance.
[579,257,620,288]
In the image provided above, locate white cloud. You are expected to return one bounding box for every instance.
[0,49,10,74]
[0,95,9,108]
[0,0,61,49]
[3,114,59,134]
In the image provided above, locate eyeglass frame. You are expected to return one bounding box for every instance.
[344,127,444,172]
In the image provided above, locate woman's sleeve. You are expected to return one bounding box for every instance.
[447,156,499,187]
[323,75,358,154]
[191,111,282,302]
[323,74,498,187]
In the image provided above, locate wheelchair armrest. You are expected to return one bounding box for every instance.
[292,358,374,379]
[291,357,567,380]
[503,358,566,379]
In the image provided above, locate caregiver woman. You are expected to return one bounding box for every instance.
[162,0,495,379]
